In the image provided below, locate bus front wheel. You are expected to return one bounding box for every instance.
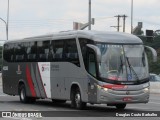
[71,88,86,109]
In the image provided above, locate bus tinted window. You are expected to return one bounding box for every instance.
[15,43,26,62]
[26,42,37,62]
[37,41,50,62]
[52,40,64,61]
[3,44,9,62]
[65,39,80,66]
[4,38,80,65]
[79,38,94,69]
[4,43,14,62]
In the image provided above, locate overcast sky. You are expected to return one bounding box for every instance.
[0,0,160,41]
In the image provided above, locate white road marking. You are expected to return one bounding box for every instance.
[47,108,57,110]
[127,102,160,110]
[149,102,160,105]
[13,109,39,111]
[149,98,160,101]
[2,117,32,120]
[0,95,7,96]
[127,107,152,110]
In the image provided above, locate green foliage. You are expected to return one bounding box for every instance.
[136,30,144,35]
[0,46,2,67]
[139,35,160,74]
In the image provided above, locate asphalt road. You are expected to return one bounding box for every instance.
[0,76,160,120]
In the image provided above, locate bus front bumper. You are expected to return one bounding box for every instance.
[97,87,149,104]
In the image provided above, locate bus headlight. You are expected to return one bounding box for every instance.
[103,88,108,92]
[143,87,149,93]
[97,85,108,92]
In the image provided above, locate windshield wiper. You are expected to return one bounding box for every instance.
[126,57,139,81]
[116,56,124,80]
[118,56,123,73]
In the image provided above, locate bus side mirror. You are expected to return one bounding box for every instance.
[145,46,157,62]
[86,44,101,62]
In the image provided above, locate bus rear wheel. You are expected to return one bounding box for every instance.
[115,104,126,109]
[19,84,35,103]
[71,88,86,109]
[19,84,29,103]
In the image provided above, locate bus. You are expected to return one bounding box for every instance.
[2,30,157,109]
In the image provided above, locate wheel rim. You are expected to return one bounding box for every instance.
[20,89,25,101]
[75,93,81,108]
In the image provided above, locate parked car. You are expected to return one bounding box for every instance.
[149,73,160,82]
[149,73,160,94]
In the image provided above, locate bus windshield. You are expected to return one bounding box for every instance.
[97,43,148,81]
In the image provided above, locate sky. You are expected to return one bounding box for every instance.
[0,0,160,42]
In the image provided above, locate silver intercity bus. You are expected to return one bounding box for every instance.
[2,30,157,109]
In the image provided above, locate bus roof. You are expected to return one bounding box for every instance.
[76,30,142,44]
[4,30,143,44]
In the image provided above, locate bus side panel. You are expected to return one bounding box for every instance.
[35,63,47,98]
[29,62,48,98]
[87,76,98,103]
[20,63,38,98]
[2,62,19,95]
[2,61,47,99]
[2,62,30,96]
[29,63,41,97]
[50,62,69,100]
[25,62,47,98]
[50,62,88,102]
[36,63,50,98]
[51,77,65,99]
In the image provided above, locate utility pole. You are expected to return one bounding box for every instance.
[110,26,121,31]
[0,0,9,40]
[122,15,127,32]
[113,15,127,32]
[7,0,9,40]
[88,0,91,30]
[114,15,121,32]
[131,0,133,34]
[0,18,7,40]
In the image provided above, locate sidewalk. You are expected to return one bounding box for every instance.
[0,75,4,95]
[0,73,2,88]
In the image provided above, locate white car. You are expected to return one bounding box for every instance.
[149,73,160,82]
[149,73,160,94]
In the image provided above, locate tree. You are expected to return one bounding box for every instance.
[0,46,2,70]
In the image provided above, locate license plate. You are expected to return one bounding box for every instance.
[123,97,132,101]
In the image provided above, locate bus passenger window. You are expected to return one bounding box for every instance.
[15,43,26,62]
[26,42,37,62]
[52,40,64,61]
[37,41,50,62]
[4,44,15,62]
[65,39,80,66]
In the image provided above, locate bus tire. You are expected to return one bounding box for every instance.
[71,88,86,110]
[19,84,30,103]
[115,104,126,109]
[28,97,36,103]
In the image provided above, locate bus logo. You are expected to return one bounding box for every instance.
[16,65,22,74]
[3,66,8,71]
[42,66,49,72]
[126,91,130,95]
[41,64,49,72]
